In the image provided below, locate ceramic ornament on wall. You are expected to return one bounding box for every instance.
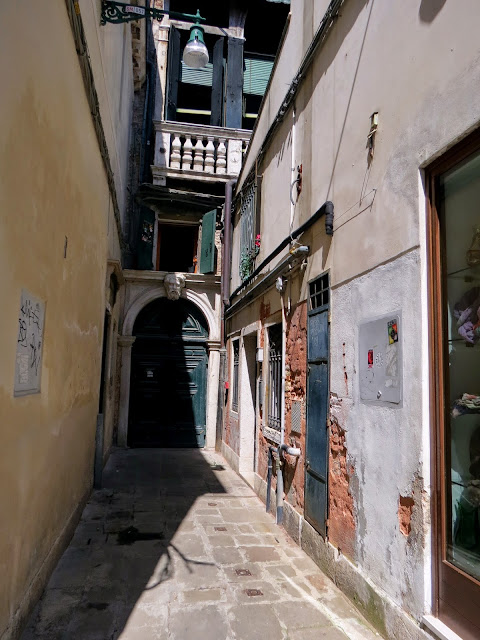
[14,290,45,396]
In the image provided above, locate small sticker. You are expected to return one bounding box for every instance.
[388,320,398,345]
[367,349,374,368]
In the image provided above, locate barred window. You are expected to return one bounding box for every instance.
[309,273,329,310]
[239,182,257,281]
[267,324,282,430]
[232,340,240,412]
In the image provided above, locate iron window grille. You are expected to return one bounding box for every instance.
[232,340,240,412]
[239,182,257,281]
[267,324,283,431]
[309,273,329,310]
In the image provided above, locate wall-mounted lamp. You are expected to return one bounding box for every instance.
[182,12,209,69]
[100,1,208,68]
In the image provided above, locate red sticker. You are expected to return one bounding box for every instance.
[368,349,374,368]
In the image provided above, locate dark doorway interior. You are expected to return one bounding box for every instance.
[128,297,208,448]
[158,224,198,272]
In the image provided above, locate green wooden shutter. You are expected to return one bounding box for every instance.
[200,209,216,274]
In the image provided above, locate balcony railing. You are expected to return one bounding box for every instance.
[152,121,251,184]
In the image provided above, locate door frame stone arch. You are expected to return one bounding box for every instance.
[118,283,221,448]
[123,286,219,341]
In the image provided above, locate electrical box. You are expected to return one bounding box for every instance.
[256,347,264,362]
[359,312,402,405]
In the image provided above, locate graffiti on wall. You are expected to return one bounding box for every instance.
[14,290,45,396]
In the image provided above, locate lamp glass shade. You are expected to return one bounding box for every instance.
[183,26,209,69]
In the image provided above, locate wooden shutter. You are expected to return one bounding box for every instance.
[166,25,181,121]
[211,37,225,127]
[199,209,216,274]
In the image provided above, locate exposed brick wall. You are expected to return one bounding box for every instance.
[328,414,355,560]
[283,302,307,511]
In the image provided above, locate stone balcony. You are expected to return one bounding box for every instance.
[152,121,251,185]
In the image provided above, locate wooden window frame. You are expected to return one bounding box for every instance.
[427,127,480,639]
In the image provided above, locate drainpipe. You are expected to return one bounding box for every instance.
[276,444,301,524]
[280,292,287,445]
[222,180,236,305]
[266,444,301,524]
[266,446,276,514]
[289,105,297,229]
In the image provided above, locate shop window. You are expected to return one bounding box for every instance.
[439,149,480,580]
[267,324,282,431]
[232,340,240,413]
[429,133,480,638]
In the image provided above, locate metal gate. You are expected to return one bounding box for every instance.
[305,273,330,537]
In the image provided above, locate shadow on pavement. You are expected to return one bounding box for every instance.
[21,448,227,639]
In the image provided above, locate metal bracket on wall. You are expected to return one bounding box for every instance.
[100,1,206,26]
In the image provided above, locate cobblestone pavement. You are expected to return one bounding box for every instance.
[22,448,381,640]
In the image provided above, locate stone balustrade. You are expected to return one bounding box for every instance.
[152,121,251,184]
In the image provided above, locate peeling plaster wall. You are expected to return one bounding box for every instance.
[330,249,425,620]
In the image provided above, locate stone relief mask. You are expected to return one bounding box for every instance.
[164,273,186,301]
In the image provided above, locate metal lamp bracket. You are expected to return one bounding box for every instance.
[100,1,206,26]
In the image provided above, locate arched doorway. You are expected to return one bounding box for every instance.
[128,297,209,447]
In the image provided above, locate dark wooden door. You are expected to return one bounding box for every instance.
[128,298,208,448]
[305,275,330,537]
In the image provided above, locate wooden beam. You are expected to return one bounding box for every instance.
[225,37,244,129]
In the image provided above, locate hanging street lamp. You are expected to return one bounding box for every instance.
[182,10,209,69]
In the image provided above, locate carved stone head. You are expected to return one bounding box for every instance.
[164,273,186,301]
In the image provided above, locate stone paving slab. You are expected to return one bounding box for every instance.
[21,448,382,640]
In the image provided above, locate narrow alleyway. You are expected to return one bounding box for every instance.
[22,449,380,640]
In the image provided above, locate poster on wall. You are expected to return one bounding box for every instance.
[359,312,402,405]
[14,290,45,396]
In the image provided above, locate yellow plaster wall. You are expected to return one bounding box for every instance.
[0,2,131,636]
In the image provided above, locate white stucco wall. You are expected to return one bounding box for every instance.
[330,249,426,619]
[229,0,480,630]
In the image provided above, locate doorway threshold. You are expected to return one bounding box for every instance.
[422,615,463,640]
